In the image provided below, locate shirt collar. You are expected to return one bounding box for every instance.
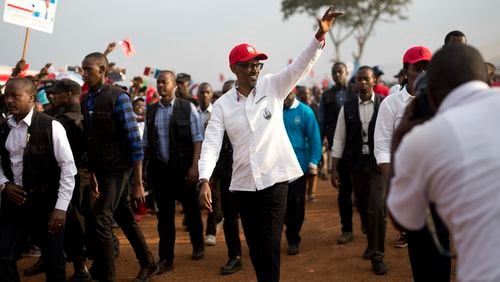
[197,103,212,113]
[400,86,413,103]
[159,96,175,108]
[8,107,34,128]
[358,92,375,104]
[438,81,489,114]
[289,98,300,109]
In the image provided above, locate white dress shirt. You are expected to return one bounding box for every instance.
[388,81,500,282]
[0,108,77,211]
[331,93,375,158]
[374,86,413,164]
[198,36,324,191]
[197,103,213,130]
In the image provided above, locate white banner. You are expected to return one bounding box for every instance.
[3,0,57,34]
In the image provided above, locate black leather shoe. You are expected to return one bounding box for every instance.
[69,260,91,282]
[220,257,242,275]
[24,257,45,276]
[192,246,205,260]
[135,261,158,282]
[157,260,174,274]
[371,260,388,275]
[287,244,300,255]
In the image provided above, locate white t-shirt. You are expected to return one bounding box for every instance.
[198,37,324,191]
[388,81,500,282]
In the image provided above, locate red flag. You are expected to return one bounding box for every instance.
[119,37,136,57]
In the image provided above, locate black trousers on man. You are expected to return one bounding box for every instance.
[407,205,451,281]
[236,182,288,282]
[337,159,353,233]
[148,157,204,263]
[350,157,387,262]
[285,175,307,246]
[218,176,242,259]
[0,192,66,282]
[89,168,154,282]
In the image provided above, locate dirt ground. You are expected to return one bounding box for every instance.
[19,178,455,281]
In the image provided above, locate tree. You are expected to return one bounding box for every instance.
[281,0,411,66]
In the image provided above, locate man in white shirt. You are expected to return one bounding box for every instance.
[330,66,388,275]
[388,44,500,282]
[0,78,77,282]
[198,7,342,282]
[374,46,431,249]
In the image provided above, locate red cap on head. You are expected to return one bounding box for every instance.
[403,46,432,64]
[229,43,268,65]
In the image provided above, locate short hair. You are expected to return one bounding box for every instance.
[198,82,212,90]
[157,70,176,81]
[356,65,374,75]
[6,77,36,94]
[332,61,347,71]
[83,52,109,68]
[444,30,466,45]
[427,45,487,101]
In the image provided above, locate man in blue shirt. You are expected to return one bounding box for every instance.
[283,90,322,255]
[143,70,205,275]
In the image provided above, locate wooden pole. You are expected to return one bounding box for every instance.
[21,28,30,61]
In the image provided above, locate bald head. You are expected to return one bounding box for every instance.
[427,45,488,106]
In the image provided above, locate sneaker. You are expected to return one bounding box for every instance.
[336,232,354,244]
[205,235,217,246]
[395,232,408,248]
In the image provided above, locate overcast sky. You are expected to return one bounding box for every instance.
[1,0,499,88]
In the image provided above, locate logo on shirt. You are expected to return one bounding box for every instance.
[262,108,272,120]
[294,116,301,125]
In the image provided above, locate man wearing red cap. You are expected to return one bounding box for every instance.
[198,6,342,282]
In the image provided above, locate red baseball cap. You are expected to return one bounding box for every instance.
[403,46,432,64]
[229,43,268,65]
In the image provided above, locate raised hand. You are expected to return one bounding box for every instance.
[316,5,344,39]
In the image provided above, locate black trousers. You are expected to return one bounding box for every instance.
[218,176,241,259]
[148,157,204,263]
[89,168,153,282]
[285,175,307,246]
[205,180,222,236]
[64,172,86,262]
[236,182,288,282]
[337,159,353,233]
[350,159,387,262]
[407,205,451,282]
[0,193,66,282]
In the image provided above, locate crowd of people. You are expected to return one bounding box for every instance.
[0,5,499,282]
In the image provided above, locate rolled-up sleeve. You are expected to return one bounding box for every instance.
[52,120,77,211]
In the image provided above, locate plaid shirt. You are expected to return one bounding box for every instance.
[86,89,143,162]
[143,97,203,162]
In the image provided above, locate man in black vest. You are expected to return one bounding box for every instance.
[81,52,156,282]
[330,66,387,275]
[0,78,77,282]
[318,62,355,244]
[143,70,204,275]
